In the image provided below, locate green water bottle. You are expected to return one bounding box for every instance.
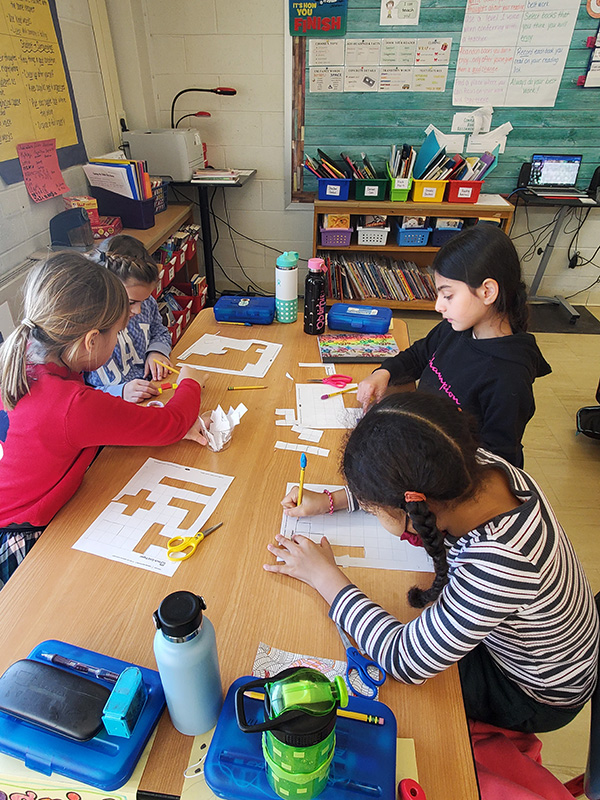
[275,251,299,323]
[235,667,348,800]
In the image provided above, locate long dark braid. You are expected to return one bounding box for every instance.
[404,498,449,608]
[342,391,484,608]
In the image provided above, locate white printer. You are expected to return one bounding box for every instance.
[123,128,206,182]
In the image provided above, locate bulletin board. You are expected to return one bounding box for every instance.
[0,0,86,185]
[291,0,599,201]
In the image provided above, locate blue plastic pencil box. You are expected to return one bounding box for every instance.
[213,296,275,325]
[327,303,392,334]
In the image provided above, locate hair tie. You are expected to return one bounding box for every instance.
[21,318,35,330]
[404,491,426,504]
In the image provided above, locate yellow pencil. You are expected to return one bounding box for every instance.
[297,452,307,505]
[227,385,267,390]
[153,358,180,376]
[321,384,357,399]
[243,691,384,725]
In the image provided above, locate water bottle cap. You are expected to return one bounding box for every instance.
[154,591,206,638]
[307,258,326,272]
[276,251,299,268]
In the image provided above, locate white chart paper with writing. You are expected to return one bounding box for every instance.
[73,458,234,576]
[177,333,282,378]
[280,483,433,572]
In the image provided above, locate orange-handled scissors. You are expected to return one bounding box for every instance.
[167,523,223,562]
[308,374,353,388]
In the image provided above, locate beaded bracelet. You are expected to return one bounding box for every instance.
[323,489,335,515]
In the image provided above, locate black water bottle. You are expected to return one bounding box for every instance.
[303,258,327,335]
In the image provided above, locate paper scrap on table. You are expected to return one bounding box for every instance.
[292,424,324,443]
[299,363,337,375]
[199,404,247,452]
[275,408,296,426]
[177,333,282,378]
[275,441,329,457]
[181,727,217,798]
[73,458,234,576]
[280,483,433,572]
[285,372,294,381]
[296,383,362,430]
[253,642,376,699]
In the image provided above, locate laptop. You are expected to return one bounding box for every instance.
[527,154,589,197]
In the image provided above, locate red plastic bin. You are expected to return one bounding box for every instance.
[172,282,207,314]
[446,180,483,204]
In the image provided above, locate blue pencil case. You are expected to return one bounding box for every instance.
[0,639,165,790]
[213,296,275,325]
[327,303,392,334]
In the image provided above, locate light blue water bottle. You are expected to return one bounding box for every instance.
[153,591,223,735]
[275,251,299,323]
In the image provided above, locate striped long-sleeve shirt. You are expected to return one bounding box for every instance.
[330,450,599,707]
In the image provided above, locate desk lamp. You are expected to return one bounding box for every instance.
[170,87,237,129]
[175,110,211,129]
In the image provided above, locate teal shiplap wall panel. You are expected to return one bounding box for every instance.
[301,0,598,197]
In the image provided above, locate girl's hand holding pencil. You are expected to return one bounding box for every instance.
[356,369,391,411]
[146,353,173,381]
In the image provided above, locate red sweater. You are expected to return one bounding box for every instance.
[0,363,201,528]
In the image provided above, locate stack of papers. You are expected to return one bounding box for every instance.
[199,404,247,451]
[83,158,153,200]
[192,169,240,183]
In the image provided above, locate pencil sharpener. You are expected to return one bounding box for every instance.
[102,666,147,738]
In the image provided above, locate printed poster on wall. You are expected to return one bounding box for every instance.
[453,0,580,107]
[289,0,347,36]
[0,0,86,184]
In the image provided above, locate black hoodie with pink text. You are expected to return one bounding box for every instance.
[377,320,551,467]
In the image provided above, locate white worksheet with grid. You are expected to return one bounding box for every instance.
[177,333,282,378]
[280,483,433,572]
[296,384,362,430]
[73,458,234,576]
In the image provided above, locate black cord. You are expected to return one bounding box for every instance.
[565,274,600,300]
[220,187,272,296]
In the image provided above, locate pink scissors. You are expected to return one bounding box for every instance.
[308,374,353,389]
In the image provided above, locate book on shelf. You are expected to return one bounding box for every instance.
[318,333,400,363]
[323,253,436,303]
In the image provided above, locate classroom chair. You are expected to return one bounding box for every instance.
[564,592,600,799]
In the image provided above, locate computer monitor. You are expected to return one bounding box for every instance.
[529,154,582,188]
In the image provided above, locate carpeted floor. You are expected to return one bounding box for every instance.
[527,304,600,334]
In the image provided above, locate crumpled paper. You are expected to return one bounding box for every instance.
[199,404,247,452]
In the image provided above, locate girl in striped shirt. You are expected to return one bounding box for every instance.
[265,391,599,733]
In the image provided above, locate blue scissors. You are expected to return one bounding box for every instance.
[336,623,386,698]
[308,374,353,389]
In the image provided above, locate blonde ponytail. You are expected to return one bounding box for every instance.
[0,252,128,411]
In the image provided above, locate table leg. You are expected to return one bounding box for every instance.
[197,184,216,307]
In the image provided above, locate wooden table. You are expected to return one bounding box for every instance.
[0,312,479,800]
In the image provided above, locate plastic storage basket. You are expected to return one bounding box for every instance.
[320,227,353,247]
[431,227,462,247]
[356,226,390,246]
[446,180,483,204]
[317,178,351,201]
[411,179,447,203]
[354,178,388,201]
[389,176,413,202]
[395,224,432,246]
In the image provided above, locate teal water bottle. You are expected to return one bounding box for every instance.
[153,591,223,735]
[275,251,299,323]
[235,667,348,800]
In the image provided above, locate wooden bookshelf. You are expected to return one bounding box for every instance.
[313,195,515,310]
